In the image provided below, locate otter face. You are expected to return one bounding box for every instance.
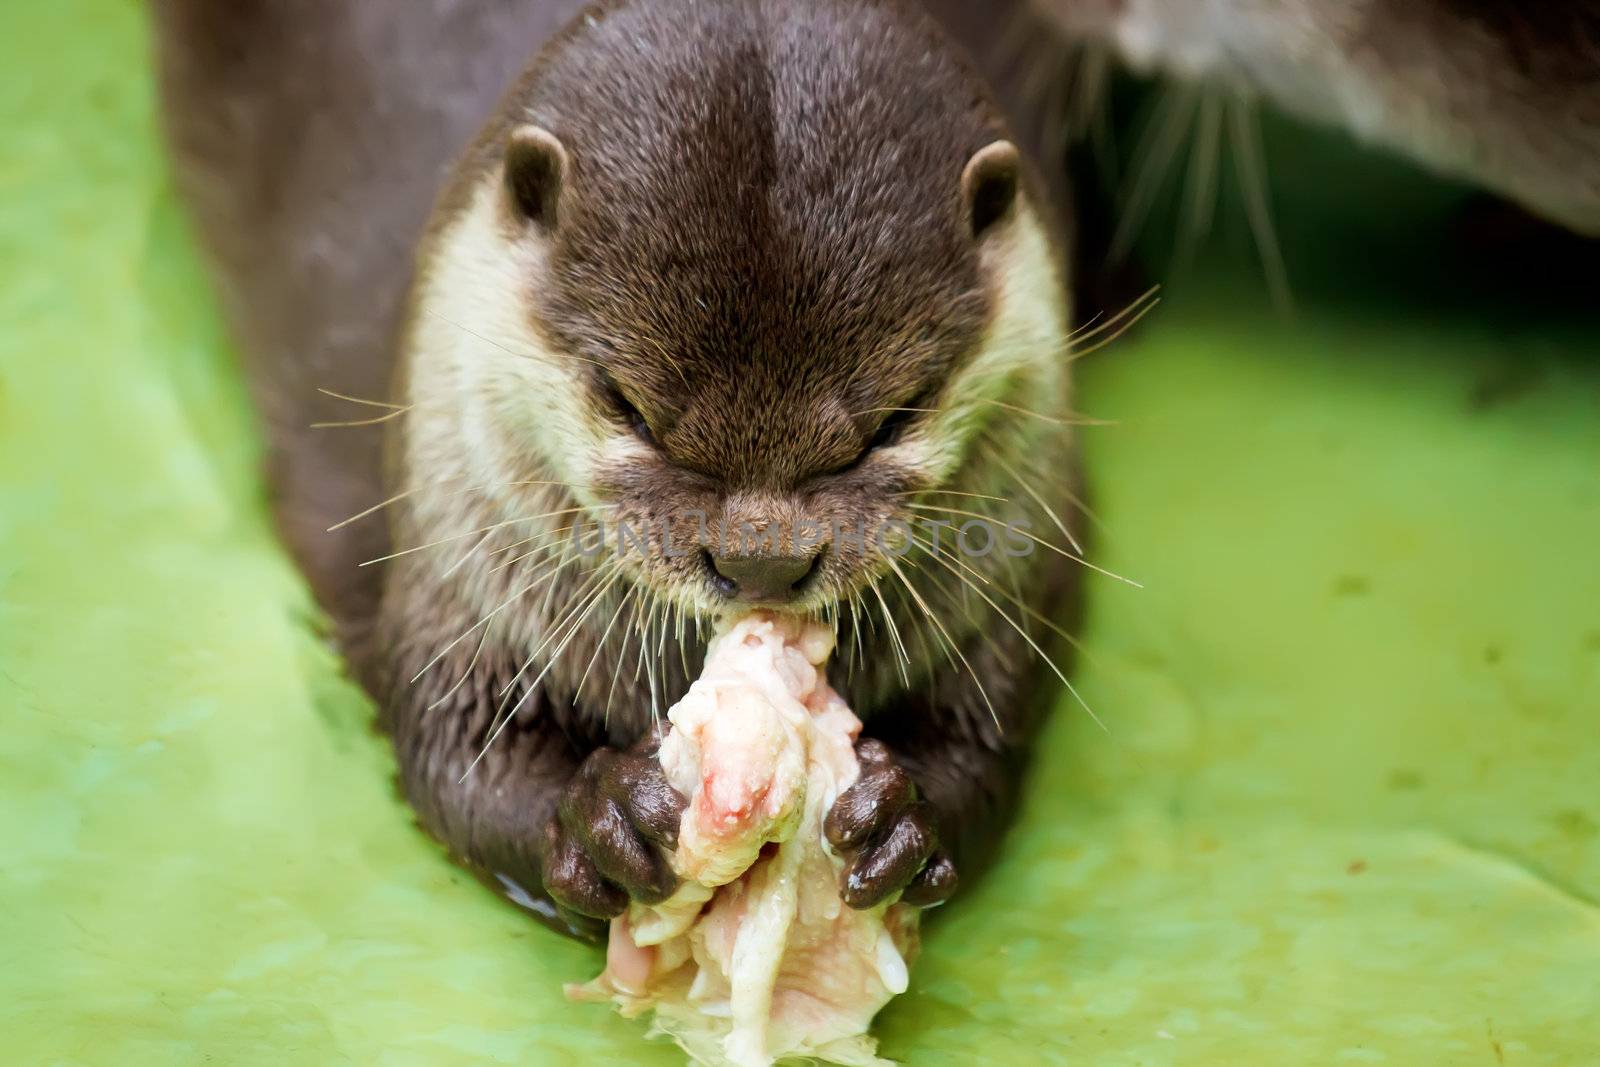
[403,0,1072,626]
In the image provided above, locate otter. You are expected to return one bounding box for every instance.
[1018,0,1600,236]
[155,0,1085,935]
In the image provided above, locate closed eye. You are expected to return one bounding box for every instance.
[868,405,919,450]
[827,400,934,476]
[599,373,656,445]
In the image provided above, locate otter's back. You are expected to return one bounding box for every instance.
[153,0,588,660]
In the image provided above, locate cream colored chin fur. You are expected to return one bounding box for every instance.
[403,177,602,524]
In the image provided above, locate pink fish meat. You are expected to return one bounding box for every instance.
[568,612,919,1066]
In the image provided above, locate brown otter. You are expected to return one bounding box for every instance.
[1021,0,1600,236]
[154,0,1086,935]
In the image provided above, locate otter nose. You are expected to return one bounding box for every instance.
[707,552,820,602]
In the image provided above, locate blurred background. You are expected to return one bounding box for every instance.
[2,1,1597,1063]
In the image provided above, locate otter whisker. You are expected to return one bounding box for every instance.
[866,574,912,687]
[1067,295,1162,362]
[850,588,869,675]
[1067,283,1161,347]
[440,529,494,580]
[909,534,1107,734]
[855,403,1112,429]
[633,593,655,687]
[580,583,637,722]
[311,408,411,429]
[641,593,663,720]
[1069,44,1114,150]
[675,599,693,686]
[314,387,409,410]
[907,502,1142,587]
[986,434,1104,531]
[329,486,427,532]
[409,557,573,685]
[650,592,672,718]
[656,592,672,668]
[423,307,612,372]
[427,615,495,712]
[493,562,618,701]
[985,568,1100,667]
[534,534,589,627]
[328,479,584,532]
[906,529,992,589]
[1227,94,1294,316]
[465,563,624,781]
[880,553,997,727]
[1110,84,1200,265]
[977,399,1117,428]
[903,540,1017,674]
[361,506,607,567]
[983,447,1084,555]
[1174,89,1225,274]
[491,521,608,573]
[895,489,1010,505]
[606,585,652,724]
[492,518,592,565]
[1070,308,1106,339]
[891,553,965,674]
[851,405,940,419]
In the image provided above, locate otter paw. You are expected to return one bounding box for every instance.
[543,742,688,919]
[824,739,958,909]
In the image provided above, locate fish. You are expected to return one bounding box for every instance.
[568,612,919,1067]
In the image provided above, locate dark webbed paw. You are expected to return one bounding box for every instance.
[824,739,958,909]
[542,735,688,920]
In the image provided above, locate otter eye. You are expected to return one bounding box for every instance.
[600,375,656,446]
[828,404,923,476]
[868,406,917,451]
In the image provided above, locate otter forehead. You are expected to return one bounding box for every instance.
[511,0,1012,485]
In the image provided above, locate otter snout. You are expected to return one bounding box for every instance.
[705,550,822,604]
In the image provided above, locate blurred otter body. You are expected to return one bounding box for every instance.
[156,0,1082,932]
[1024,0,1600,235]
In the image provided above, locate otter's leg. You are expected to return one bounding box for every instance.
[382,634,686,940]
[828,593,1069,909]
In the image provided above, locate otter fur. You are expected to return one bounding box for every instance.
[155,0,1083,934]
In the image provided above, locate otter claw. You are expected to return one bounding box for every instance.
[827,741,958,909]
[544,744,688,917]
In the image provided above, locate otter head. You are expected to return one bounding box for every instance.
[401,0,1073,626]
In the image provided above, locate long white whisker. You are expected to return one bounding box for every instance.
[427,617,495,712]
[578,584,636,713]
[985,447,1085,555]
[361,506,605,567]
[462,564,623,782]
[1109,85,1199,263]
[1228,94,1294,316]
[905,503,1142,587]
[911,535,1107,733]
[1068,295,1162,362]
[409,557,573,684]
[866,574,911,687]
[315,387,408,410]
[881,553,997,728]
[1068,284,1161,347]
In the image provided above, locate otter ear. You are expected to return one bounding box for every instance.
[961,140,1021,239]
[503,125,568,231]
